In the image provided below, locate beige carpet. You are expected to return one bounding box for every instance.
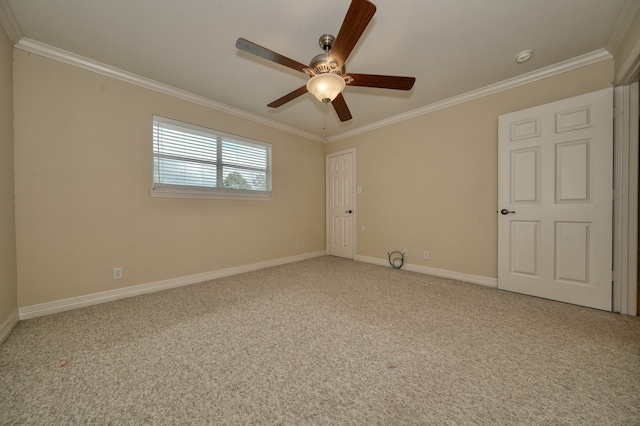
[1,256,639,425]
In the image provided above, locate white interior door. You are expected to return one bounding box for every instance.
[498,88,613,311]
[327,151,355,259]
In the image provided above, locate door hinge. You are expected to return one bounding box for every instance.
[612,270,618,281]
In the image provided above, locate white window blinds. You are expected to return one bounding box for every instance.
[152,116,272,199]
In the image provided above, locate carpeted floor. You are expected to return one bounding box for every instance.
[1,256,639,425]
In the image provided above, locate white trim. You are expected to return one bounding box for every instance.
[355,255,498,288]
[0,309,19,344]
[0,0,22,45]
[326,149,356,260]
[615,36,640,85]
[613,83,638,316]
[613,84,639,316]
[628,83,639,316]
[12,37,613,144]
[328,49,612,142]
[150,188,275,201]
[19,251,326,320]
[606,0,640,56]
[613,86,624,313]
[14,38,325,143]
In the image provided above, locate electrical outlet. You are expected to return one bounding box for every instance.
[424,251,430,260]
[112,267,123,280]
[295,242,300,250]
[361,225,366,231]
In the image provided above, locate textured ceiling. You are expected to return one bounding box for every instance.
[2,0,636,140]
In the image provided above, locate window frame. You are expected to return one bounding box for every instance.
[150,115,274,201]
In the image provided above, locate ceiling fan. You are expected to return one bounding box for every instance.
[236,0,416,122]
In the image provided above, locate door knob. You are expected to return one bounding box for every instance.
[499,209,515,215]
[345,209,353,214]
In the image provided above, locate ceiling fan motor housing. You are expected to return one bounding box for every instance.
[307,55,345,76]
[304,34,345,77]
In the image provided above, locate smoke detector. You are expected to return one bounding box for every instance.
[515,50,534,64]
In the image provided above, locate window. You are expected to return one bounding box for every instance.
[151,116,273,200]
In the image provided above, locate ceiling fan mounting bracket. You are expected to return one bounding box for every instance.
[319,34,335,51]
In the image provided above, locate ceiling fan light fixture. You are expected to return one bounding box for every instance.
[306,73,346,103]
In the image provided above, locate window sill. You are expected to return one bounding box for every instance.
[150,188,274,201]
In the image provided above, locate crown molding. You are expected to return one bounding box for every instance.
[0,0,22,45]
[605,0,640,56]
[328,49,613,142]
[15,38,325,143]
[615,38,640,85]
[12,37,614,144]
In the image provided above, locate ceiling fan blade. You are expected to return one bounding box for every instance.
[267,85,308,108]
[345,74,416,90]
[236,38,309,74]
[330,0,377,65]
[332,93,353,122]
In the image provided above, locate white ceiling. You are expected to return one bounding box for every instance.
[1,0,637,140]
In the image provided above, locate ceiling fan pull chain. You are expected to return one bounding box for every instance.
[323,101,328,132]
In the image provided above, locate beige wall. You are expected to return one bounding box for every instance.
[13,51,325,307]
[0,28,17,326]
[614,6,640,83]
[325,59,614,279]
[7,38,622,308]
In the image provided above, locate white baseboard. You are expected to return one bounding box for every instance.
[355,255,498,288]
[19,251,326,320]
[18,251,494,320]
[0,309,19,344]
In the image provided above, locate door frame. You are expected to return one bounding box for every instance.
[613,82,639,315]
[613,36,640,315]
[326,149,356,259]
